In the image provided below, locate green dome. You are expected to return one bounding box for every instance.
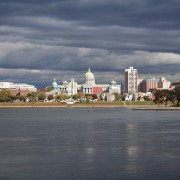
[52,78,58,88]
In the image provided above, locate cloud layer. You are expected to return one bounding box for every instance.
[0,0,180,87]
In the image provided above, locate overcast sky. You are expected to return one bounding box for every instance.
[0,0,180,88]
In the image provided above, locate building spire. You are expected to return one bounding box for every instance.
[88,66,91,72]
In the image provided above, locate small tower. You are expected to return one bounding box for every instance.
[52,78,58,90]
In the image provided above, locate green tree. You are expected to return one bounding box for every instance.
[78,92,85,98]
[154,90,164,105]
[85,94,97,100]
[162,90,169,106]
[47,95,54,101]
[154,89,179,107]
[19,95,26,102]
[143,96,150,101]
[27,92,38,102]
[175,86,180,106]
[114,93,122,101]
[168,89,176,106]
[77,92,86,101]
[46,86,53,92]
[72,93,80,100]
[57,94,69,100]
[86,95,93,102]
[38,92,46,101]
[0,89,14,102]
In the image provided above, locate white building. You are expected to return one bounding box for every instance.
[82,68,121,102]
[158,77,171,89]
[82,67,96,94]
[11,83,37,92]
[106,80,121,101]
[48,78,78,96]
[0,82,37,91]
[125,67,138,93]
[82,68,112,95]
[84,67,95,85]
[47,68,121,101]
[67,78,78,95]
[0,82,14,89]
[108,80,121,94]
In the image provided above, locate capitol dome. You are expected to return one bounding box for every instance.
[85,68,95,85]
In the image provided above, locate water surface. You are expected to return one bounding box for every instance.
[0,107,180,180]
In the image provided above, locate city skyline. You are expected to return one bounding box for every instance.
[0,0,180,88]
[0,67,173,91]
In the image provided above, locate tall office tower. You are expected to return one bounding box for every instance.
[125,67,138,93]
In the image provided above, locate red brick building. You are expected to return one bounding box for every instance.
[92,87,103,94]
[10,89,31,96]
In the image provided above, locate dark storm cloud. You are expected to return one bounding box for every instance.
[1,0,180,29]
[0,0,180,87]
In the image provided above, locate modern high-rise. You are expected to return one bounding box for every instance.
[125,67,138,93]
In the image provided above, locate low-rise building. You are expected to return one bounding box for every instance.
[169,82,180,90]
[10,89,31,96]
[0,82,14,89]
[11,83,37,92]
[108,80,121,94]
[0,82,37,92]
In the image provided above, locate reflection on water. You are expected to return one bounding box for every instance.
[0,108,180,180]
[126,146,139,173]
[125,123,139,174]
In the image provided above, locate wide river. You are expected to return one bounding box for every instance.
[0,107,180,180]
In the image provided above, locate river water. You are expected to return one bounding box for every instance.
[0,107,180,180]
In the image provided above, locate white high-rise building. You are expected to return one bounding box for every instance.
[158,77,171,89]
[125,67,138,93]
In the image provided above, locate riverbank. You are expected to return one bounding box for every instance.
[0,101,177,108]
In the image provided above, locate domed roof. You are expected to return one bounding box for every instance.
[84,67,95,85]
[85,68,94,79]
[63,80,68,84]
[52,78,58,87]
[111,80,116,85]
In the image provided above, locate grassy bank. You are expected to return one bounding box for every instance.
[83,101,156,106]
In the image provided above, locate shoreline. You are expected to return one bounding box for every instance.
[132,107,180,111]
[0,102,179,110]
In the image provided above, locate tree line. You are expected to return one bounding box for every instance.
[0,86,180,106]
[154,86,180,106]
